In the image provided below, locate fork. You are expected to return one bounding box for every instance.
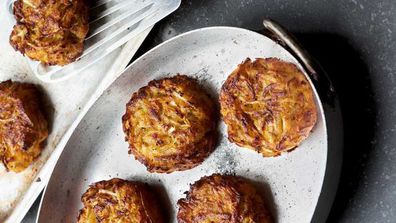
[6,0,181,82]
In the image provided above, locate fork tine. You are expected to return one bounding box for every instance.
[81,4,159,58]
[89,0,135,23]
[104,13,157,53]
[90,0,117,9]
[86,1,154,40]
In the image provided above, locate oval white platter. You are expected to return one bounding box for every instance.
[38,27,327,223]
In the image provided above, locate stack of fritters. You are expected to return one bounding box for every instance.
[0,80,48,172]
[9,0,89,66]
[220,58,317,157]
[77,178,165,223]
[177,174,273,223]
[122,75,218,173]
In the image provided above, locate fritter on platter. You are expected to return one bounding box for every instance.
[122,75,218,173]
[177,174,273,223]
[9,0,89,66]
[0,80,48,172]
[220,58,317,157]
[77,178,165,223]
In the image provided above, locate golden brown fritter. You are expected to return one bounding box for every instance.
[122,75,218,173]
[9,0,89,66]
[77,178,165,223]
[220,58,317,157]
[0,80,48,172]
[177,174,273,223]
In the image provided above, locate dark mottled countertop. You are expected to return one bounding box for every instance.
[23,0,396,222]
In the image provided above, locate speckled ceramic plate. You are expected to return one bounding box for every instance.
[38,26,330,223]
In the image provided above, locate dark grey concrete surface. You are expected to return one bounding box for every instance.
[23,0,396,222]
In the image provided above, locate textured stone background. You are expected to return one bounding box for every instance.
[23,0,396,222]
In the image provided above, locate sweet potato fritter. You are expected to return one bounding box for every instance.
[122,75,217,173]
[177,174,273,223]
[220,58,317,157]
[77,178,165,223]
[0,80,48,172]
[9,0,89,66]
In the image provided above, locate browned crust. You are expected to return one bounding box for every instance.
[219,58,318,157]
[9,0,89,66]
[0,80,48,172]
[122,75,218,173]
[77,178,165,223]
[177,174,273,223]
